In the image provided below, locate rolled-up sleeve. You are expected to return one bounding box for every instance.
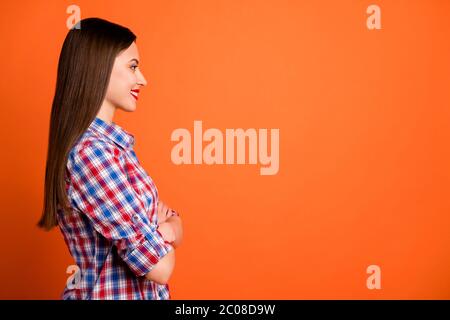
[69,140,173,277]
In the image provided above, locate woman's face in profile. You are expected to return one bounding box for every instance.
[104,41,147,112]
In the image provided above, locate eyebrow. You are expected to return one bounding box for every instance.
[129,58,139,64]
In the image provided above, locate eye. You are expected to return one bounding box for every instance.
[130,65,138,71]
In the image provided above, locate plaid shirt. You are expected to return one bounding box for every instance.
[57,116,173,300]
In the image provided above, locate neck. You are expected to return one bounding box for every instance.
[96,101,116,125]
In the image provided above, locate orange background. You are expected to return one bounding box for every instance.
[0,0,449,299]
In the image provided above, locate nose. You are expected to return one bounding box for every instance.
[137,70,148,87]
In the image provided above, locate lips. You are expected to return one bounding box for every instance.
[130,89,140,100]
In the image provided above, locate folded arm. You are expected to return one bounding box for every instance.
[71,141,176,285]
[156,201,184,249]
[160,215,183,248]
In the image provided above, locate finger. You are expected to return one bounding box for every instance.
[163,203,169,216]
[157,201,163,215]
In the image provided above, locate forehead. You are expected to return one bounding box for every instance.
[117,41,139,61]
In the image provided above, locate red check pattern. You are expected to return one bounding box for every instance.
[57,117,173,299]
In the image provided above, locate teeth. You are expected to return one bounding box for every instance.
[130,91,138,98]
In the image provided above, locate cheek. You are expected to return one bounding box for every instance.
[106,69,136,103]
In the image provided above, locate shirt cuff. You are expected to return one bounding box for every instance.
[121,228,174,277]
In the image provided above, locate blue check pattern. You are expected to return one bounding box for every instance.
[57,117,173,299]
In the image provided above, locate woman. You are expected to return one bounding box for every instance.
[37,17,183,300]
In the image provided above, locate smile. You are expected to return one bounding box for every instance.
[130,89,139,100]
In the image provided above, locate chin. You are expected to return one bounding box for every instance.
[124,107,137,112]
[119,103,137,112]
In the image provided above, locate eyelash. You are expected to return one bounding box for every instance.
[131,65,138,71]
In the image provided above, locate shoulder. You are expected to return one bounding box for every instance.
[68,130,123,166]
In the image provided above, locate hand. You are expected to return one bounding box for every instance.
[156,200,170,223]
[157,200,178,223]
[157,222,176,243]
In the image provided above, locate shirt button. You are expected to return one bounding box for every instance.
[132,214,140,222]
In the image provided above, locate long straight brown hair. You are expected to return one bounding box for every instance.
[37,17,136,230]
